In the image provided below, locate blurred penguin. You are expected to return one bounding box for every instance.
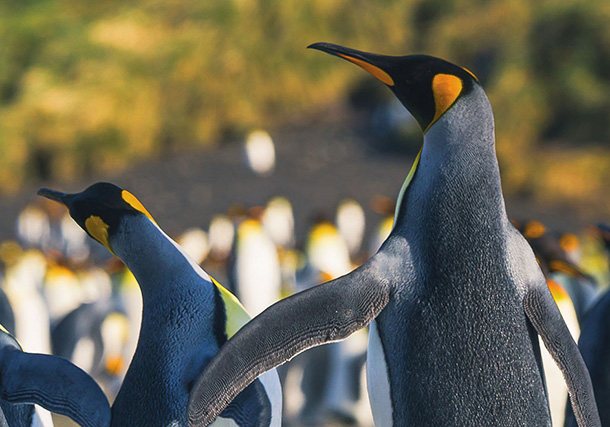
[2,249,51,354]
[59,212,90,262]
[540,280,580,426]
[335,199,366,261]
[368,195,396,256]
[177,228,210,266]
[262,197,298,297]
[263,197,295,250]
[108,260,142,381]
[51,299,129,399]
[520,220,598,322]
[244,130,275,176]
[43,262,83,324]
[16,204,51,250]
[560,233,582,265]
[207,214,235,263]
[231,212,282,316]
[78,266,113,305]
[291,217,372,426]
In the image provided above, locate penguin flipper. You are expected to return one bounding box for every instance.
[188,261,391,426]
[0,348,111,427]
[524,284,601,427]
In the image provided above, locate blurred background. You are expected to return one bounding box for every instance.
[1,0,610,426]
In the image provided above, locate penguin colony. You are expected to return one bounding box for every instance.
[0,44,607,427]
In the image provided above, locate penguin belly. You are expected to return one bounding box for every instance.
[374,284,551,426]
[366,320,393,426]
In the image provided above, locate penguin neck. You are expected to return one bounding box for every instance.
[111,216,213,303]
[394,85,508,234]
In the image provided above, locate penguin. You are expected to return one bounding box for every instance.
[335,199,366,260]
[177,228,210,266]
[293,218,371,426]
[564,287,610,427]
[2,249,51,354]
[43,262,83,324]
[187,43,600,427]
[519,220,598,322]
[261,197,298,298]
[368,195,396,256]
[38,183,282,426]
[231,216,282,317]
[51,299,125,378]
[540,280,580,427]
[560,233,582,265]
[0,324,111,427]
[207,214,235,263]
[262,197,295,250]
[16,204,51,250]
[244,130,275,176]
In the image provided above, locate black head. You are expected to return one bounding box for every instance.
[308,42,479,132]
[38,182,155,253]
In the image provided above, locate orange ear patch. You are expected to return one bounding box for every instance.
[337,54,394,86]
[426,74,463,133]
[85,215,114,254]
[122,190,156,223]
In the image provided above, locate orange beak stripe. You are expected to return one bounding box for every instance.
[338,54,394,86]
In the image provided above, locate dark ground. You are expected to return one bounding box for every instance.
[0,104,600,246]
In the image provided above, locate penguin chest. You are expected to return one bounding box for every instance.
[374,291,550,425]
[366,319,393,426]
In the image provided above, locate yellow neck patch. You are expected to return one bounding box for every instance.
[338,54,394,86]
[393,146,422,227]
[85,215,114,254]
[122,190,156,223]
[425,74,463,133]
[210,276,251,339]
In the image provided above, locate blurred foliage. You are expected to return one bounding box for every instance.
[0,0,609,212]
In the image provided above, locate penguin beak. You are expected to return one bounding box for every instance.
[37,188,73,208]
[308,42,395,87]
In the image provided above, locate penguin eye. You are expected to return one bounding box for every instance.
[121,190,156,223]
[425,73,463,132]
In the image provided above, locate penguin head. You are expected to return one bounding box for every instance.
[308,42,478,133]
[37,182,155,254]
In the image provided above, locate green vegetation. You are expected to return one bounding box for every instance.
[0,0,609,213]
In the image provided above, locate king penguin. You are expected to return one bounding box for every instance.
[38,183,282,427]
[187,43,600,427]
[0,323,111,427]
